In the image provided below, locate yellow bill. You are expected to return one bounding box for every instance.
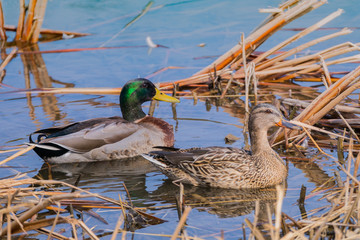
[153,88,180,103]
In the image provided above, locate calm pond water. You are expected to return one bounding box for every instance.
[1,0,359,239]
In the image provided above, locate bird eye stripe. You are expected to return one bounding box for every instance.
[257,109,273,114]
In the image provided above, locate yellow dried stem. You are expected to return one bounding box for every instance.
[263,28,352,70]
[0,193,88,236]
[0,1,7,41]
[274,185,285,240]
[171,206,191,240]
[22,0,37,40]
[320,55,332,87]
[255,0,300,32]
[266,41,359,72]
[5,25,90,37]
[15,0,26,41]
[273,65,360,143]
[309,80,360,124]
[0,145,34,166]
[283,98,360,114]
[335,109,360,142]
[195,0,326,75]
[245,218,266,240]
[76,220,99,240]
[302,127,331,157]
[31,0,48,43]
[255,9,344,69]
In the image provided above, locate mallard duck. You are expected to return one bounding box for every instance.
[29,78,180,163]
[142,103,297,189]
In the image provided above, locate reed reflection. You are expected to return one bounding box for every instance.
[18,43,74,125]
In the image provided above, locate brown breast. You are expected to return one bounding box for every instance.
[136,116,175,147]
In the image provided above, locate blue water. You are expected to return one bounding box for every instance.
[0,0,358,239]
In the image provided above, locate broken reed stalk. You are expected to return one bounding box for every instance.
[280,160,360,238]
[262,41,359,74]
[70,222,78,240]
[0,177,169,239]
[266,204,275,239]
[274,185,285,240]
[243,33,250,113]
[21,0,48,43]
[76,219,99,240]
[344,138,353,208]
[254,8,345,71]
[353,153,360,177]
[15,0,25,41]
[260,28,352,71]
[0,1,6,42]
[255,0,300,32]
[272,65,360,142]
[5,25,91,38]
[281,190,346,239]
[22,0,37,41]
[282,98,360,114]
[235,50,360,80]
[0,145,34,166]
[170,206,191,240]
[47,203,61,240]
[306,68,360,125]
[302,126,330,157]
[0,192,89,236]
[244,218,265,240]
[110,205,124,240]
[31,0,48,43]
[335,109,360,142]
[9,0,87,43]
[319,55,332,87]
[195,0,326,75]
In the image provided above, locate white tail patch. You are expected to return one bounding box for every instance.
[141,154,167,168]
[25,142,61,151]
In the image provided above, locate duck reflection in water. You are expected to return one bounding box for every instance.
[151,179,282,219]
[35,157,282,220]
[35,156,156,202]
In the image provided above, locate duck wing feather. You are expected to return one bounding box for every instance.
[31,117,141,153]
[152,147,251,172]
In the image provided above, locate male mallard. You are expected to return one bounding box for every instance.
[142,103,297,189]
[29,78,179,163]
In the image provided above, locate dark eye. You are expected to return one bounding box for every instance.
[265,109,272,114]
[142,82,149,88]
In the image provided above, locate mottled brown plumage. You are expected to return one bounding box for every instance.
[142,103,297,189]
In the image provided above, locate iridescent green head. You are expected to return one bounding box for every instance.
[120,78,179,122]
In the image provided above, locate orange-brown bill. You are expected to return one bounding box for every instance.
[275,119,298,129]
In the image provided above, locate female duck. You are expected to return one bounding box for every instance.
[30,78,179,163]
[142,103,297,189]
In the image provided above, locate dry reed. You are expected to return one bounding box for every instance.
[0,0,89,44]
[1,0,360,239]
